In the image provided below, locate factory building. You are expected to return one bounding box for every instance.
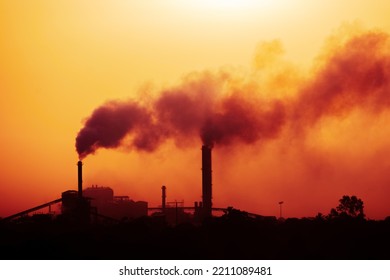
[60,161,147,223]
[61,190,90,224]
[83,186,148,220]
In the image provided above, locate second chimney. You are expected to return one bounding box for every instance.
[162,185,166,212]
[77,160,83,198]
[202,145,212,218]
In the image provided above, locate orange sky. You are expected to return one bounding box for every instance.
[1,0,390,219]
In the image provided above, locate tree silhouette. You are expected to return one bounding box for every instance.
[328,195,365,219]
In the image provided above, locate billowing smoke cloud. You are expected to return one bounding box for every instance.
[154,85,286,147]
[76,29,390,159]
[76,76,286,158]
[76,101,165,159]
[293,30,390,125]
[199,97,285,146]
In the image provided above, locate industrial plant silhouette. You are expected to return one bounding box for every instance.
[1,144,390,260]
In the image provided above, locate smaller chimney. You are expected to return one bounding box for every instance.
[77,160,83,198]
[161,185,166,212]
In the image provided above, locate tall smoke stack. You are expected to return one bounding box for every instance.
[202,145,212,218]
[77,160,83,198]
[161,185,166,212]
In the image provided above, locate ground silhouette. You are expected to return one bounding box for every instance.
[1,207,390,260]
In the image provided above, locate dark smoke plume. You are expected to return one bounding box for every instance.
[293,30,390,126]
[154,87,286,147]
[76,30,390,159]
[76,72,286,158]
[75,101,163,159]
[199,97,285,147]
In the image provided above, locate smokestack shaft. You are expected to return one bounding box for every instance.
[202,145,212,218]
[162,185,166,211]
[77,160,83,198]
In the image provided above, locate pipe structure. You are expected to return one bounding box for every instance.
[1,198,62,222]
[162,185,166,212]
[77,160,83,198]
[201,145,212,218]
